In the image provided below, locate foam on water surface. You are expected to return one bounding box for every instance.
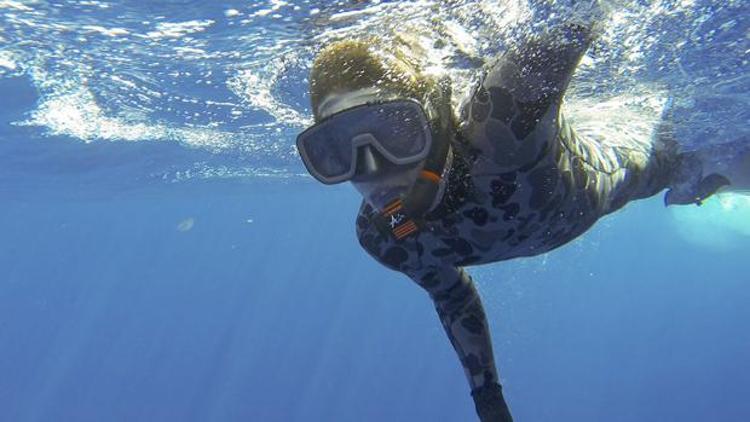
[0,0,747,193]
[670,193,750,250]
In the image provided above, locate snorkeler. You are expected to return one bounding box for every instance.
[294,5,749,422]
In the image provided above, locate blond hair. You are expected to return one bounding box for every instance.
[309,39,436,121]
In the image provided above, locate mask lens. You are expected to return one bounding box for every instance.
[298,123,354,181]
[370,103,430,160]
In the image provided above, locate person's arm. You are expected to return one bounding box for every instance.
[355,203,500,391]
[493,23,594,112]
[408,264,513,421]
[355,203,512,420]
[410,265,499,390]
[460,23,596,171]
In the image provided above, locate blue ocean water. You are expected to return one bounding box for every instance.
[1,1,749,421]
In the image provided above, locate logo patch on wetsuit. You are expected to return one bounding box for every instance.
[382,200,419,240]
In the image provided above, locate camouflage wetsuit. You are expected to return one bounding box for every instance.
[355,24,676,395]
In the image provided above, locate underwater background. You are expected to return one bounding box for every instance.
[1,1,749,421]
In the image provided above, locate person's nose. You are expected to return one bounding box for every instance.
[355,144,384,177]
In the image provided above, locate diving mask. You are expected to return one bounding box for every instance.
[296,99,433,185]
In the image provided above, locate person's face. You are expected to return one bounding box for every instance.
[316,89,425,210]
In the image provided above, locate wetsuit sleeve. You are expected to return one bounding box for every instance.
[408,265,500,391]
[460,24,595,171]
[355,203,499,391]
